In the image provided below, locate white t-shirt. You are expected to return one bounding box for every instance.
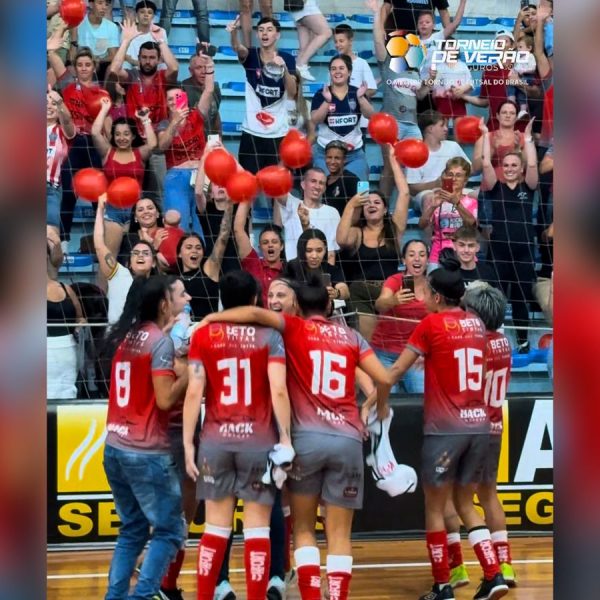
[124,27,168,70]
[432,60,473,93]
[405,140,470,185]
[279,194,341,261]
[107,263,133,325]
[419,30,445,78]
[350,55,378,128]
[77,16,119,60]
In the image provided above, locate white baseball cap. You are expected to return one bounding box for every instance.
[495,29,515,42]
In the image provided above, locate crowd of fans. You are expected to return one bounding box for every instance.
[46,0,554,400]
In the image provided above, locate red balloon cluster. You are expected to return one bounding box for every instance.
[73,168,107,202]
[226,171,259,203]
[454,116,482,144]
[280,129,312,169]
[257,165,293,197]
[204,148,237,187]
[60,0,86,28]
[393,139,429,168]
[107,177,141,208]
[84,87,111,119]
[368,112,399,145]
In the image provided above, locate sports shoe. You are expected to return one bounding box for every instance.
[296,63,315,81]
[267,575,286,600]
[449,563,470,588]
[499,562,517,587]
[214,580,237,600]
[472,573,509,600]
[516,340,530,354]
[160,587,185,600]
[517,109,529,120]
[418,582,455,600]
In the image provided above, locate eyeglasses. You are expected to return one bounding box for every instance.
[131,250,152,257]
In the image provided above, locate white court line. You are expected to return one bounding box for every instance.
[47,558,553,580]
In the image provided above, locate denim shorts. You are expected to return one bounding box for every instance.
[105,202,133,227]
[47,182,62,228]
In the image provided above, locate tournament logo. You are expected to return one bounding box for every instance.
[386,32,426,74]
[348,99,357,111]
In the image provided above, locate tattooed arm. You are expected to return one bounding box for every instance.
[93,194,119,279]
[183,360,206,481]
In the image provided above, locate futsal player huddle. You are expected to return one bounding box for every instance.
[103,264,515,600]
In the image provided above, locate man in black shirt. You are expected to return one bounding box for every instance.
[380,0,450,36]
[322,140,359,216]
[451,226,500,288]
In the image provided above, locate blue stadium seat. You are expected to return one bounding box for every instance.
[222,81,246,93]
[493,17,517,28]
[59,254,95,274]
[222,121,243,134]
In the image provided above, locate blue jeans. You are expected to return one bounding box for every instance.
[313,143,369,182]
[398,121,423,141]
[105,203,133,227]
[163,168,204,239]
[159,0,209,43]
[103,444,185,600]
[375,348,424,394]
[47,182,62,228]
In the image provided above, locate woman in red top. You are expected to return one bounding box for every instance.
[371,239,429,394]
[158,82,213,238]
[47,38,104,241]
[91,96,157,271]
[472,100,524,183]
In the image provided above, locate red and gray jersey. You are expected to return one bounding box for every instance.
[106,322,175,452]
[484,331,512,435]
[188,322,285,450]
[407,309,489,435]
[281,314,373,441]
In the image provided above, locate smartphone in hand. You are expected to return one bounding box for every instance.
[403,274,415,293]
[175,91,188,110]
[321,273,332,288]
[357,181,370,196]
[441,176,454,193]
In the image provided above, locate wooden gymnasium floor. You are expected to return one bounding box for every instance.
[47,536,552,599]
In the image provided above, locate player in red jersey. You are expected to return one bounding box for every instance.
[183,270,294,600]
[462,282,516,587]
[386,259,508,600]
[199,275,392,600]
[102,275,190,600]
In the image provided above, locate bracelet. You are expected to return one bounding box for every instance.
[525,137,533,143]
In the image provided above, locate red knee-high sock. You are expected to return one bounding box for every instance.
[326,555,352,600]
[196,525,231,600]
[446,532,464,569]
[283,505,292,573]
[468,527,500,580]
[491,530,512,564]
[426,530,450,584]
[295,546,322,600]
[161,548,186,590]
[244,527,271,600]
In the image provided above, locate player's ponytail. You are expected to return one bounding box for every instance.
[428,257,465,306]
[295,273,330,317]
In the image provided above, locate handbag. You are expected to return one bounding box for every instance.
[284,0,305,12]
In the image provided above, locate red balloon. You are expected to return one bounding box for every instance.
[107,177,141,209]
[394,139,429,168]
[204,149,238,187]
[455,116,482,144]
[226,171,259,203]
[73,168,108,202]
[257,165,293,197]
[368,112,399,145]
[280,129,312,169]
[84,88,111,119]
[538,333,553,349]
[60,0,86,28]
